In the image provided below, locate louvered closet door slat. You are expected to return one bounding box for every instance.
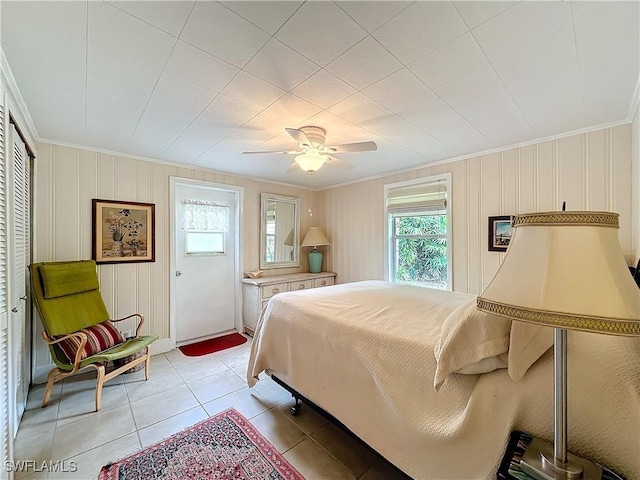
[0,101,11,480]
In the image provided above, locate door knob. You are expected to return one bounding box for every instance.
[176,270,182,277]
[11,307,17,313]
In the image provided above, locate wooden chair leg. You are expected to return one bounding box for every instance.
[42,368,60,408]
[144,349,151,381]
[95,364,106,412]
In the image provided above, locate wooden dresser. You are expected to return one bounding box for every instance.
[242,272,336,335]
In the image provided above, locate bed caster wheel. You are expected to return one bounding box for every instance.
[290,399,301,416]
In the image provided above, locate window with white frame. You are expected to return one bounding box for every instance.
[386,176,450,290]
[182,199,229,256]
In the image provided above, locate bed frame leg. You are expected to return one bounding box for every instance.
[290,397,302,416]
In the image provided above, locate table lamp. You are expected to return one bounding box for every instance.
[301,227,330,274]
[477,210,640,480]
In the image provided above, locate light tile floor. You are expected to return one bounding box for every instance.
[14,339,409,480]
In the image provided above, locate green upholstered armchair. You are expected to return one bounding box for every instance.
[30,260,158,411]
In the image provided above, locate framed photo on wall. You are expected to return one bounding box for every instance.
[488,216,513,252]
[92,199,155,264]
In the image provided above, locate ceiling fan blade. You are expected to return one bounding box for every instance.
[242,150,300,155]
[285,128,313,147]
[325,141,377,153]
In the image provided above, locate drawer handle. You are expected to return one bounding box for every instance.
[272,288,280,294]
[299,285,305,289]
[320,281,326,285]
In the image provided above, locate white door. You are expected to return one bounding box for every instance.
[0,102,12,480]
[174,183,237,344]
[7,124,30,432]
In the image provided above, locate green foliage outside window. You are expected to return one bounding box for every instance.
[394,215,447,289]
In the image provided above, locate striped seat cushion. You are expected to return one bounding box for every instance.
[55,321,125,363]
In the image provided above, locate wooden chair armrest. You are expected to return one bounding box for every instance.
[110,313,145,337]
[42,330,87,369]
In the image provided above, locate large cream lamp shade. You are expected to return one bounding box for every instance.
[478,211,640,479]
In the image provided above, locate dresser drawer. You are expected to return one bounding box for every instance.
[314,277,334,288]
[291,280,313,291]
[262,282,289,299]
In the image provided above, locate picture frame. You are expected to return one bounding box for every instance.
[92,199,155,264]
[488,215,513,252]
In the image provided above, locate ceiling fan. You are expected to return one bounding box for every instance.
[242,126,377,172]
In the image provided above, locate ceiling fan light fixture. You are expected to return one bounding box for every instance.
[295,152,327,172]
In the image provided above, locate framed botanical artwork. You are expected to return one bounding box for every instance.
[488,215,513,252]
[92,199,155,264]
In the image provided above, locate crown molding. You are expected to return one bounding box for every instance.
[0,48,39,145]
[37,137,310,191]
[318,118,633,191]
[628,73,640,122]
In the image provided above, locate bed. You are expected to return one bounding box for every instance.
[247,281,640,480]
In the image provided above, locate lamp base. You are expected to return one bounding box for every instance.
[308,249,323,273]
[520,438,605,480]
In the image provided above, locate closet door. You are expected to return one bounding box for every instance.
[7,123,30,434]
[0,101,12,479]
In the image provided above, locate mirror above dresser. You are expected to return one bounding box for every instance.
[259,193,300,270]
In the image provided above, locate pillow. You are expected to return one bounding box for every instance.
[508,322,553,380]
[55,321,125,363]
[434,297,511,390]
[40,261,99,299]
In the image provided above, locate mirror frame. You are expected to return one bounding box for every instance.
[259,193,300,269]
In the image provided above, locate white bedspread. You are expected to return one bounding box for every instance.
[247,281,640,480]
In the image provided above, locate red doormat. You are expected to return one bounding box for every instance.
[99,408,305,480]
[178,332,247,357]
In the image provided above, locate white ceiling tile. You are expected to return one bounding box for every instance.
[193,137,255,168]
[88,1,176,69]
[392,91,492,154]
[409,33,488,89]
[363,68,430,110]
[164,41,239,93]
[221,71,286,110]
[246,93,322,134]
[291,70,357,109]
[335,1,413,33]
[452,1,518,29]
[436,66,535,145]
[329,92,394,126]
[244,39,320,91]
[2,1,87,38]
[180,1,269,68]
[300,110,378,146]
[162,94,261,162]
[325,37,403,90]
[86,74,150,152]
[471,1,572,50]
[106,1,194,37]
[220,1,303,35]
[128,72,218,157]
[2,44,86,144]
[275,2,367,66]
[1,6,87,70]
[372,2,468,64]
[87,42,162,92]
[573,2,640,124]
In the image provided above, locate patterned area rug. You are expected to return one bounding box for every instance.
[99,409,304,480]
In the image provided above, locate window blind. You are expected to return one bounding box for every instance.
[386,179,447,214]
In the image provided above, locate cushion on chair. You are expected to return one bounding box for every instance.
[40,260,99,298]
[55,320,125,363]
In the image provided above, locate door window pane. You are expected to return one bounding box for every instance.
[185,232,225,255]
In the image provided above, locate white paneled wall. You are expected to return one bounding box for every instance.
[317,124,634,293]
[632,107,640,261]
[33,143,314,377]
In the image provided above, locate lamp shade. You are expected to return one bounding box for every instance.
[301,227,330,248]
[283,228,294,247]
[295,153,327,172]
[478,211,640,335]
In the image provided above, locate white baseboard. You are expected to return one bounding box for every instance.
[32,337,176,385]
